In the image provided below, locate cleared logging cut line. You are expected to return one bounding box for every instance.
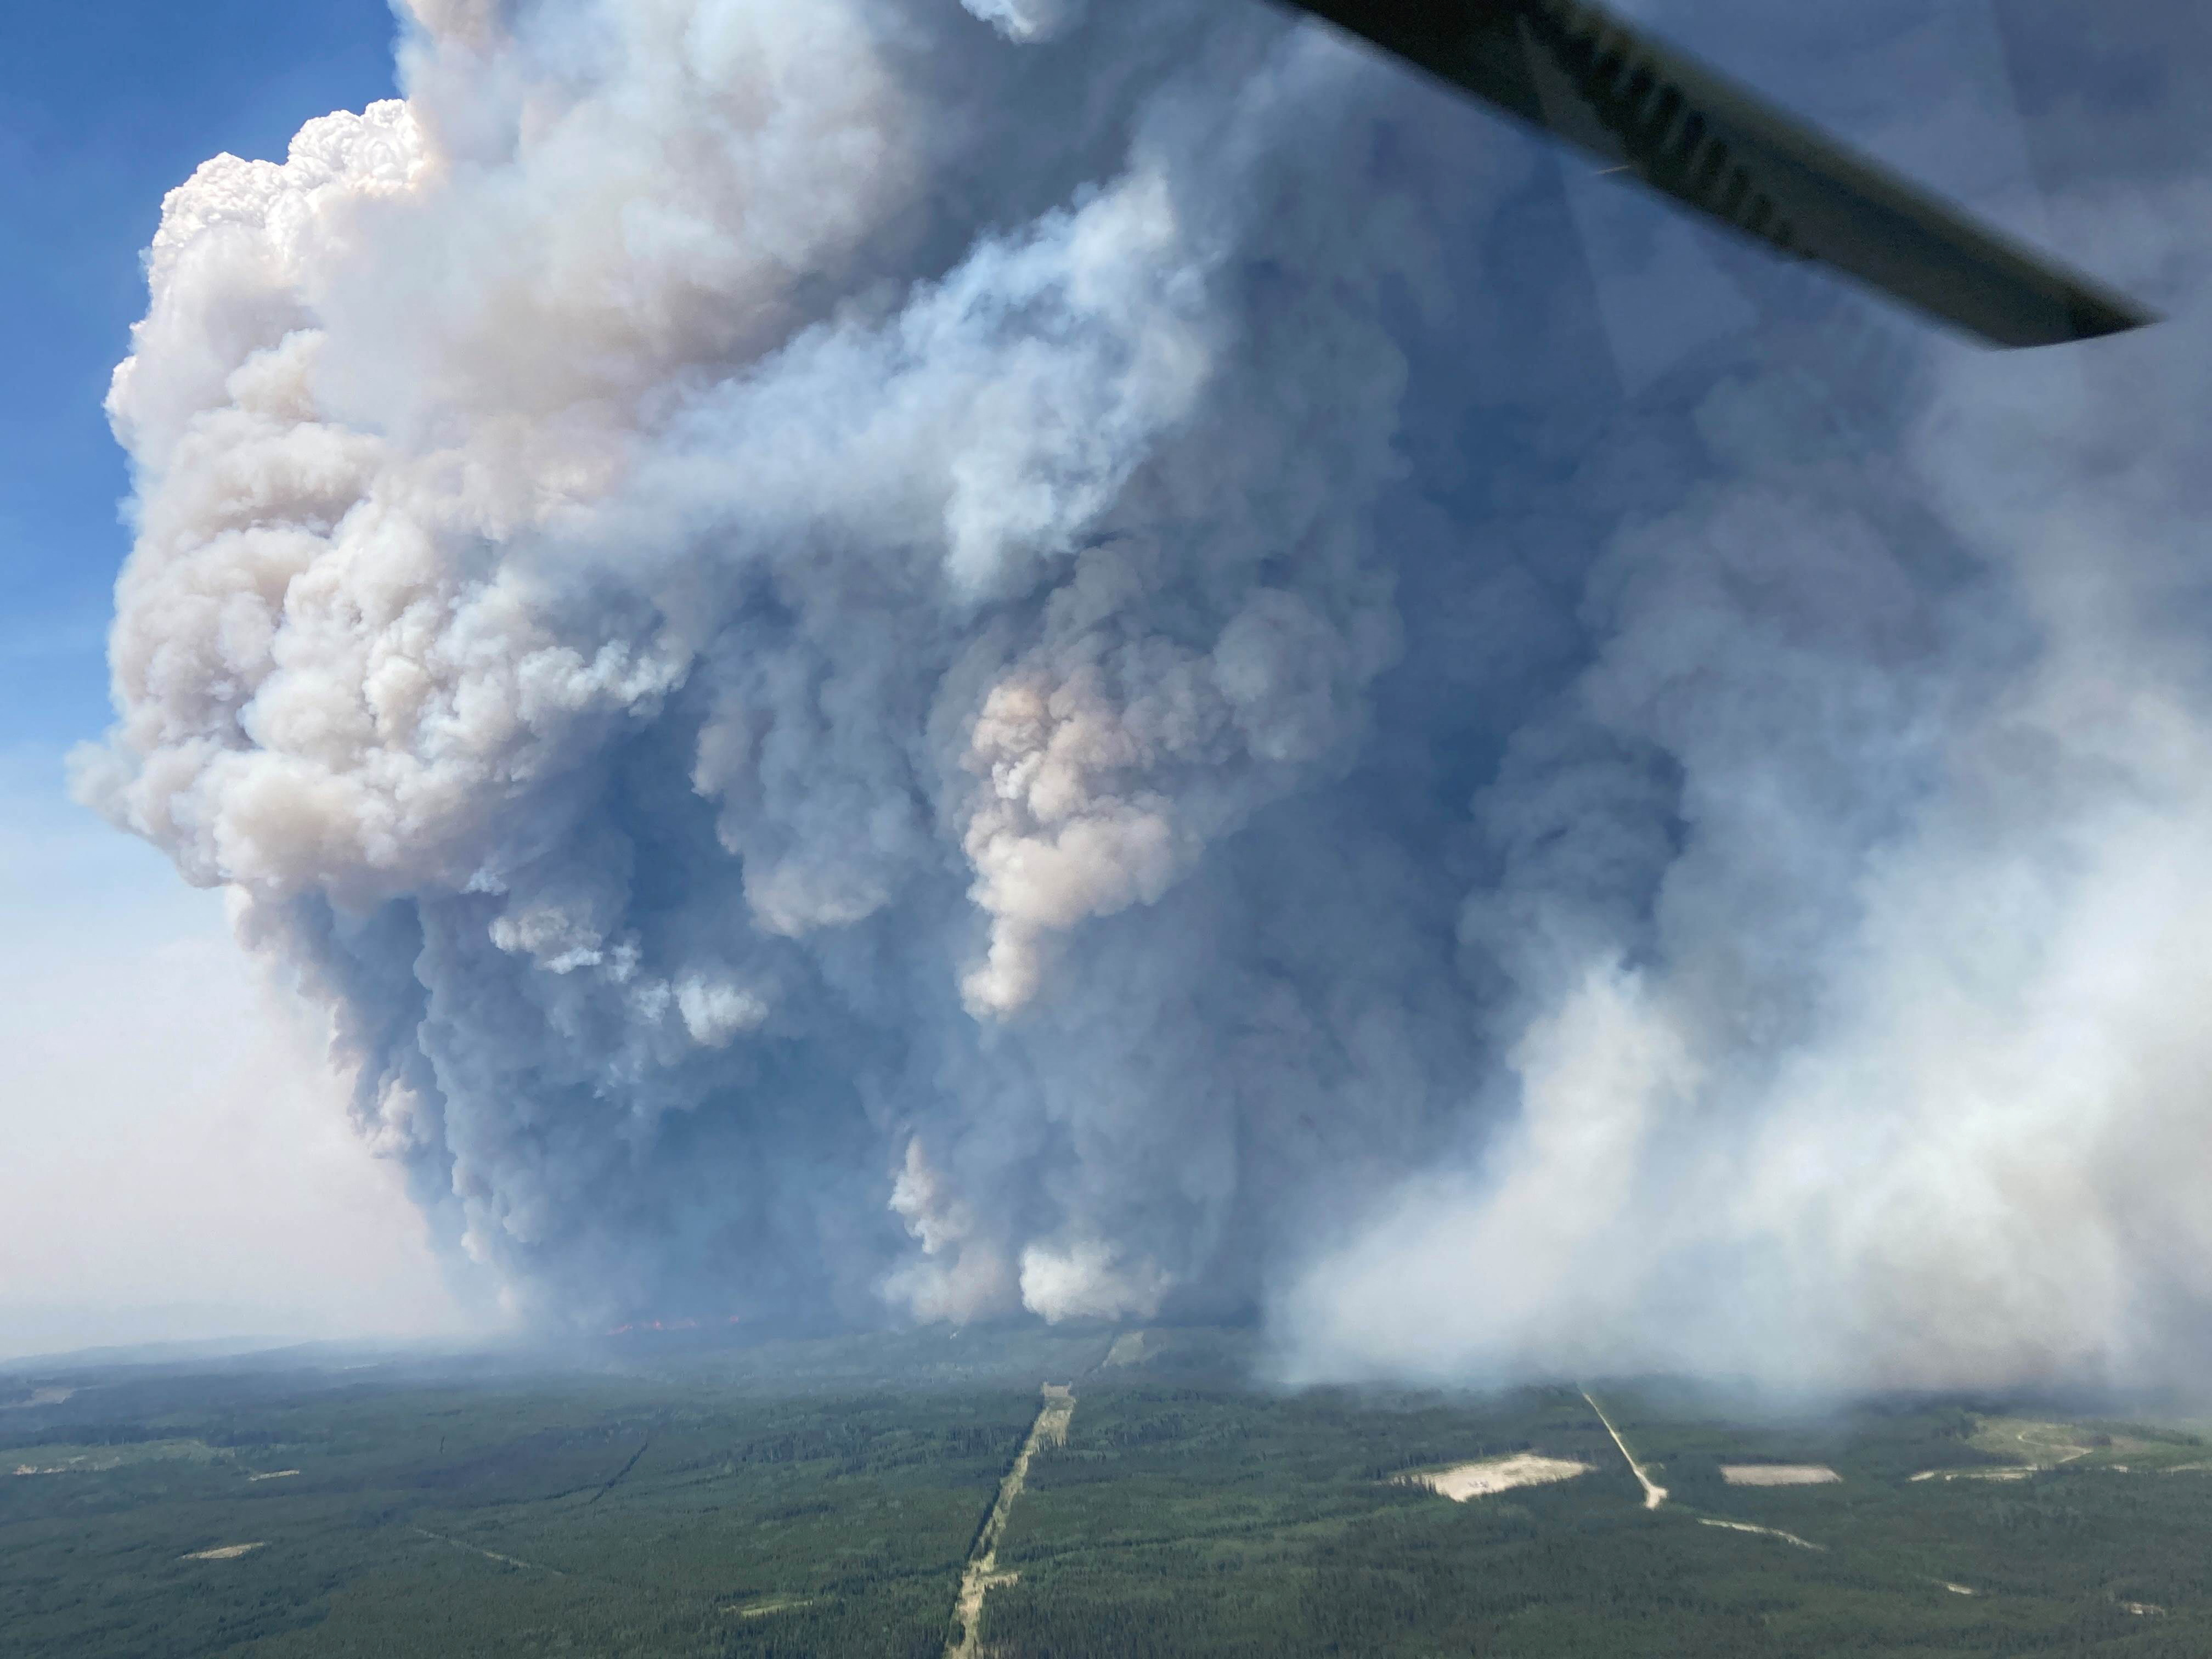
[1582,1389,1667,1510]
[412,1526,567,1577]
[585,1438,650,1505]
[946,1384,1074,1659]
[1701,1517,1825,1551]
[723,1596,816,1619]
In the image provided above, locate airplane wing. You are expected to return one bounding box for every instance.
[1279,0,2156,347]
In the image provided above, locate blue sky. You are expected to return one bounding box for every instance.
[2,1,396,748]
[2,2,461,1360]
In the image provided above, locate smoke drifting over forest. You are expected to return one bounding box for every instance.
[84,0,2212,1391]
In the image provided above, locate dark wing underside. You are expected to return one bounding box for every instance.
[1279,0,2156,347]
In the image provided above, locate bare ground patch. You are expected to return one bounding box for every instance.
[1,1387,76,1410]
[1975,1419,2099,1466]
[1721,1464,1839,1487]
[13,1440,218,1476]
[1967,1418,2201,1470]
[1400,1454,1591,1502]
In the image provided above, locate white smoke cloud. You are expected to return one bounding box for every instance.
[1273,9,2212,1391]
[1020,1238,1170,1324]
[885,1139,1017,1323]
[396,0,506,49]
[961,0,1088,44]
[1282,563,2212,1390]
[83,0,2212,1388]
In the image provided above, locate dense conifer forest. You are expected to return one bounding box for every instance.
[4,1327,2208,1656]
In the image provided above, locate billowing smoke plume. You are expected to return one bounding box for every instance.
[84,0,2212,1391]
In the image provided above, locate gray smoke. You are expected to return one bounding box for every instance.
[83,0,2212,1391]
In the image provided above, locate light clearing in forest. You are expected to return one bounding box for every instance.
[1720,1464,1840,1486]
[1400,1453,1592,1502]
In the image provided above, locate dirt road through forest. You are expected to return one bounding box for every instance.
[1583,1390,1668,1510]
[946,1384,1074,1659]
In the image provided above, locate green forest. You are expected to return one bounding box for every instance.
[3,1327,2209,1657]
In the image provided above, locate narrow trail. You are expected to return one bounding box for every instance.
[411,1526,567,1576]
[946,1384,1075,1659]
[585,1438,650,1505]
[2016,1426,2094,1465]
[1583,1389,1668,1510]
[1700,1517,1824,1551]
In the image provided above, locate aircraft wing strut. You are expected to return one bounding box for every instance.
[1279,0,2156,347]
